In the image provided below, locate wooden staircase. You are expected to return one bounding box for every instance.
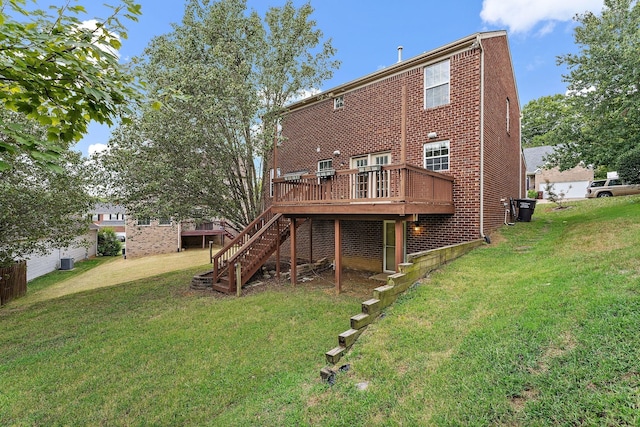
[204,207,300,294]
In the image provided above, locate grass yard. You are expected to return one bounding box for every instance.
[1,196,639,425]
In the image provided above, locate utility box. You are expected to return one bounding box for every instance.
[60,258,74,270]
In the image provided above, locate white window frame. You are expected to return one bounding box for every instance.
[350,152,391,199]
[269,168,281,198]
[424,59,450,109]
[318,159,333,172]
[137,217,151,226]
[506,97,511,134]
[158,218,172,226]
[423,140,450,172]
[334,95,344,110]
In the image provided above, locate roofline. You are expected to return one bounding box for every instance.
[285,30,508,112]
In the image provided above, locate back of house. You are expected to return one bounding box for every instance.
[265,31,524,274]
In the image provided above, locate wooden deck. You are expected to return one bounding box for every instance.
[271,163,454,216]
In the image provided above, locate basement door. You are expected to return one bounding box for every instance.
[383,220,406,273]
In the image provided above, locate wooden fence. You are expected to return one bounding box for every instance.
[0,261,27,306]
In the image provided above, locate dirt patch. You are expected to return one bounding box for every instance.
[190,264,385,300]
[529,330,577,375]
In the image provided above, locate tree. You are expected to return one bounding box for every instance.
[101,0,338,227]
[616,144,640,183]
[0,110,95,267]
[97,228,122,256]
[549,0,640,170]
[521,94,571,148]
[0,0,142,171]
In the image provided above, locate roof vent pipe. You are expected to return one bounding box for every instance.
[397,46,403,63]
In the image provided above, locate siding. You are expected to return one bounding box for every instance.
[25,230,98,281]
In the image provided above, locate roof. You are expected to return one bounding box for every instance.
[285,30,508,112]
[93,203,125,215]
[523,146,555,174]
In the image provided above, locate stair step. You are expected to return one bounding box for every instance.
[338,328,364,349]
[362,298,381,315]
[325,346,345,364]
[350,313,373,330]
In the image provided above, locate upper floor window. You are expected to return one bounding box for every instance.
[137,217,151,226]
[506,98,511,134]
[424,60,450,109]
[159,218,172,226]
[424,140,450,171]
[334,95,344,110]
[318,159,333,171]
[269,168,281,198]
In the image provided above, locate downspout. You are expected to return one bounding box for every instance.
[478,36,486,239]
[177,221,181,252]
[519,114,523,198]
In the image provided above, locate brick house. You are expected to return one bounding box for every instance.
[524,145,593,199]
[91,203,126,240]
[208,31,525,293]
[125,217,235,259]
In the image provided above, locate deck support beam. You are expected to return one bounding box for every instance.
[290,218,297,286]
[276,217,281,282]
[335,219,342,293]
[309,218,313,263]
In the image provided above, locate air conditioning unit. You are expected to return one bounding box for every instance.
[60,258,74,270]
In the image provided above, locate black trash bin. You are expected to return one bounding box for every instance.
[516,198,536,222]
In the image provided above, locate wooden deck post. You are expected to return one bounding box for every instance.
[276,217,281,283]
[290,218,297,287]
[395,219,404,272]
[235,262,242,297]
[335,219,342,293]
[309,218,313,263]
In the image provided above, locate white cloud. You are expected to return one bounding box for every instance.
[480,0,605,34]
[88,143,108,155]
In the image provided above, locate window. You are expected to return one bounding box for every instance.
[159,218,172,225]
[318,159,333,172]
[137,217,151,226]
[424,60,450,108]
[424,140,450,171]
[269,168,281,198]
[334,95,344,110]
[506,98,511,134]
[350,152,391,198]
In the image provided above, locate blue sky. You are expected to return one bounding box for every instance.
[46,0,605,156]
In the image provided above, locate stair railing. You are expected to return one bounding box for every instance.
[212,207,278,282]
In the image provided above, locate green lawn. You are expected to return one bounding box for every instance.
[1,196,639,426]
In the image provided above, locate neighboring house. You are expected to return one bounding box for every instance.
[208,31,525,293]
[524,146,593,199]
[91,203,126,240]
[25,225,98,281]
[124,216,235,258]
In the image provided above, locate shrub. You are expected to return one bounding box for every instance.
[98,228,122,256]
[616,145,640,184]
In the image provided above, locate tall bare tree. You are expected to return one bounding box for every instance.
[101,0,339,227]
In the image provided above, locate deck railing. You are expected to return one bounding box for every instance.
[273,164,453,206]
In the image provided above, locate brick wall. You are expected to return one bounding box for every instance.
[480,36,523,234]
[125,218,179,258]
[279,219,383,272]
[268,33,521,272]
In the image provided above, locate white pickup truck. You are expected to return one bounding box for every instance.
[586,178,640,198]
